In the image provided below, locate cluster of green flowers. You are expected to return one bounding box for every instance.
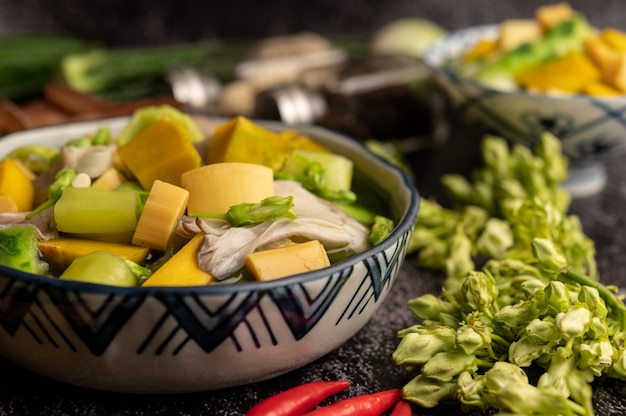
[396,133,626,415]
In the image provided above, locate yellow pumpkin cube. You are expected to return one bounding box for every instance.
[0,157,35,212]
[37,237,150,271]
[602,28,626,53]
[116,119,201,190]
[206,116,328,171]
[582,81,622,97]
[516,52,600,93]
[246,240,331,281]
[535,2,574,31]
[91,167,128,190]
[142,233,214,286]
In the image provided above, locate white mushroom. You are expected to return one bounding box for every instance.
[61,144,116,178]
[177,180,371,281]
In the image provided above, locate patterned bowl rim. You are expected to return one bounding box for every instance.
[0,116,420,295]
[422,23,626,104]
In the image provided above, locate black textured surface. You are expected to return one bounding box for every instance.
[0,0,625,46]
[1,123,626,415]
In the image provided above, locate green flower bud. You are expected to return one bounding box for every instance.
[509,336,557,367]
[588,316,609,339]
[407,294,457,321]
[456,371,489,411]
[418,238,448,269]
[422,349,478,382]
[402,373,457,408]
[565,370,595,416]
[461,271,497,313]
[484,362,572,415]
[531,238,568,276]
[579,341,615,377]
[555,306,591,340]
[524,318,560,345]
[608,345,626,379]
[439,312,461,328]
[393,325,457,366]
[461,205,489,241]
[544,281,572,315]
[476,217,513,259]
[484,361,529,389]
[579,286,608,319]
[445,227,475,279]
[537,346,575,395]
[495,299,541,329]
[499,177,528,200]
[457,322,491,355]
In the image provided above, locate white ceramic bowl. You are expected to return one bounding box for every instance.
[0,116,419,393]
[423,24,626,198]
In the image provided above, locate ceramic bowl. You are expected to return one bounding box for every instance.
[423,24,626,198]
[0,115,419,393]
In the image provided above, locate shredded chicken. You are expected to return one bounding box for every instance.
[176,180,370,281]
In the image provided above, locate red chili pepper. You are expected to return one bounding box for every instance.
[388,399,412,416]
[245,380,351,416]
[304,388,401,416]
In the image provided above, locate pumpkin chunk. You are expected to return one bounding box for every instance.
[37,237,149,271]
[205,116,328,171]
[0,157,35,212]
[246,240,331,281]
[142,233,214,286]
[116,119,201,190]
[516,52,600,93]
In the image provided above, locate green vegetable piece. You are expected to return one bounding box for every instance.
[225,195,296,227]
[65,136,92,147]
[0,35,89,100]
[92,126,111,145]
[7,145,59,175]
[116,105,204,145]
[279,150,356,203]
[54,187,140,234]
[123,258,152,285]
[192,195,297,227]
[365,139,413,176]
[0,225,48,274]
[334,201,377,226]
[60,251,138,287]
[26,167,76,219]
[368,215,395,246]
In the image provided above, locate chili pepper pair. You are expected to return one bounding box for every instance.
[245,380,412,416]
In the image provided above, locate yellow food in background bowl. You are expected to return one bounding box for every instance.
[423,2,626,198]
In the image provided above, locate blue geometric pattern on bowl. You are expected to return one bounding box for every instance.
[0,229,408,356]
[423,24,626,165]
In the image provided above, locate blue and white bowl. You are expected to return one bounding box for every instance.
[0,116,419,393]
[424,24,626,198]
